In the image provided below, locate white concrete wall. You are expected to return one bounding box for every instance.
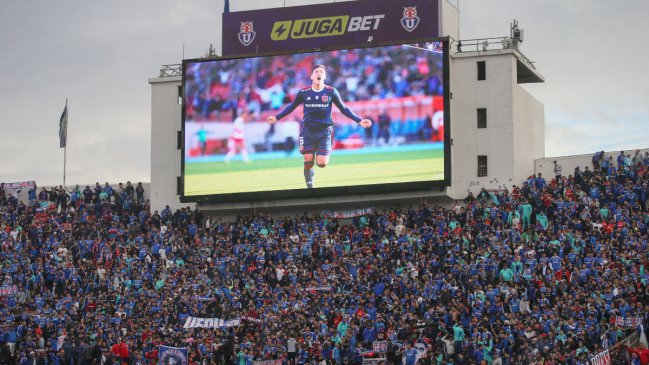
[513,82,545,185]
[446,49,546,200]
[448,51,520,199]
[149,76,192,213]
[441,0,459,43]
[535,148,649,180]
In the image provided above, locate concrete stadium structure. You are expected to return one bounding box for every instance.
[147,0,572,213]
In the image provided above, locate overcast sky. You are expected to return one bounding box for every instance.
[1,0,647,186]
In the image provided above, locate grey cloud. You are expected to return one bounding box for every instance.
[460,0,649,156]
[1,0,647,185]
[0,0,217,185]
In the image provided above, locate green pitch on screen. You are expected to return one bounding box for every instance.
[184,149,444,196]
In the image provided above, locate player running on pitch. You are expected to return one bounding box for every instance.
[267,64,372,188]
[225,108,252,163]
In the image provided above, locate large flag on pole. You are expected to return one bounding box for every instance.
[59,103,68,148]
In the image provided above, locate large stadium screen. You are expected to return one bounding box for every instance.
[182,40,448,201]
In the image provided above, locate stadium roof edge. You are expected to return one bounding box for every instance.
[453,48,544,83]
[149,76,181,84]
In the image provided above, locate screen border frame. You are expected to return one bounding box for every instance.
[180,37,450,204]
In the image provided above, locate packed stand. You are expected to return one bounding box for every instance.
[0,151,648,364]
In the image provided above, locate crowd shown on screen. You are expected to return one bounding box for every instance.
[184,46,443,123]
[0,151,648,365]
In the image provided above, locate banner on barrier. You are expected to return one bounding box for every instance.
[159,345,189,365]
[613,316,643,327]
[304,286,332,292]
[1,181,35,190]
[362,358,387,365]
[241,316,263,323]
[373,341,388,353]
[182,317,241,329]
[0,285,18,296]
[587,349,611,365]
[253,360,282,365]
[324,207,373,219]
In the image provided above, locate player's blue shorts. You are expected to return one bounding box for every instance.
[299,125,333,156]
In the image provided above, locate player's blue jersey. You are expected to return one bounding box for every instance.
[275,85,362,127]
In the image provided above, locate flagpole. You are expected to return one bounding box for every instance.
[63,98,67,187]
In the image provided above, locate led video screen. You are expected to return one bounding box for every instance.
[182,41,448,199]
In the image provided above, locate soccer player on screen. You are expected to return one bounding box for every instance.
[267,64,372,188]
[225,109,252,163]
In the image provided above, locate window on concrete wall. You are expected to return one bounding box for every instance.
[477,155,488,177]
[477,61,486,81]
[477,108,487,128]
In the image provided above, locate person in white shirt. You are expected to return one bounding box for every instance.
[225,108,253,163]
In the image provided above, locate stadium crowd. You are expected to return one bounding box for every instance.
[0,150,648,365]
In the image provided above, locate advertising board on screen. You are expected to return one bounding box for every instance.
[181,40,449,202]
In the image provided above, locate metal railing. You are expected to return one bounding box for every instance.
[454,37,537,69]
[159,64,182,78]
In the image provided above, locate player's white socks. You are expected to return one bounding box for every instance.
[224,150,251,163]
[225,150,234,163]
